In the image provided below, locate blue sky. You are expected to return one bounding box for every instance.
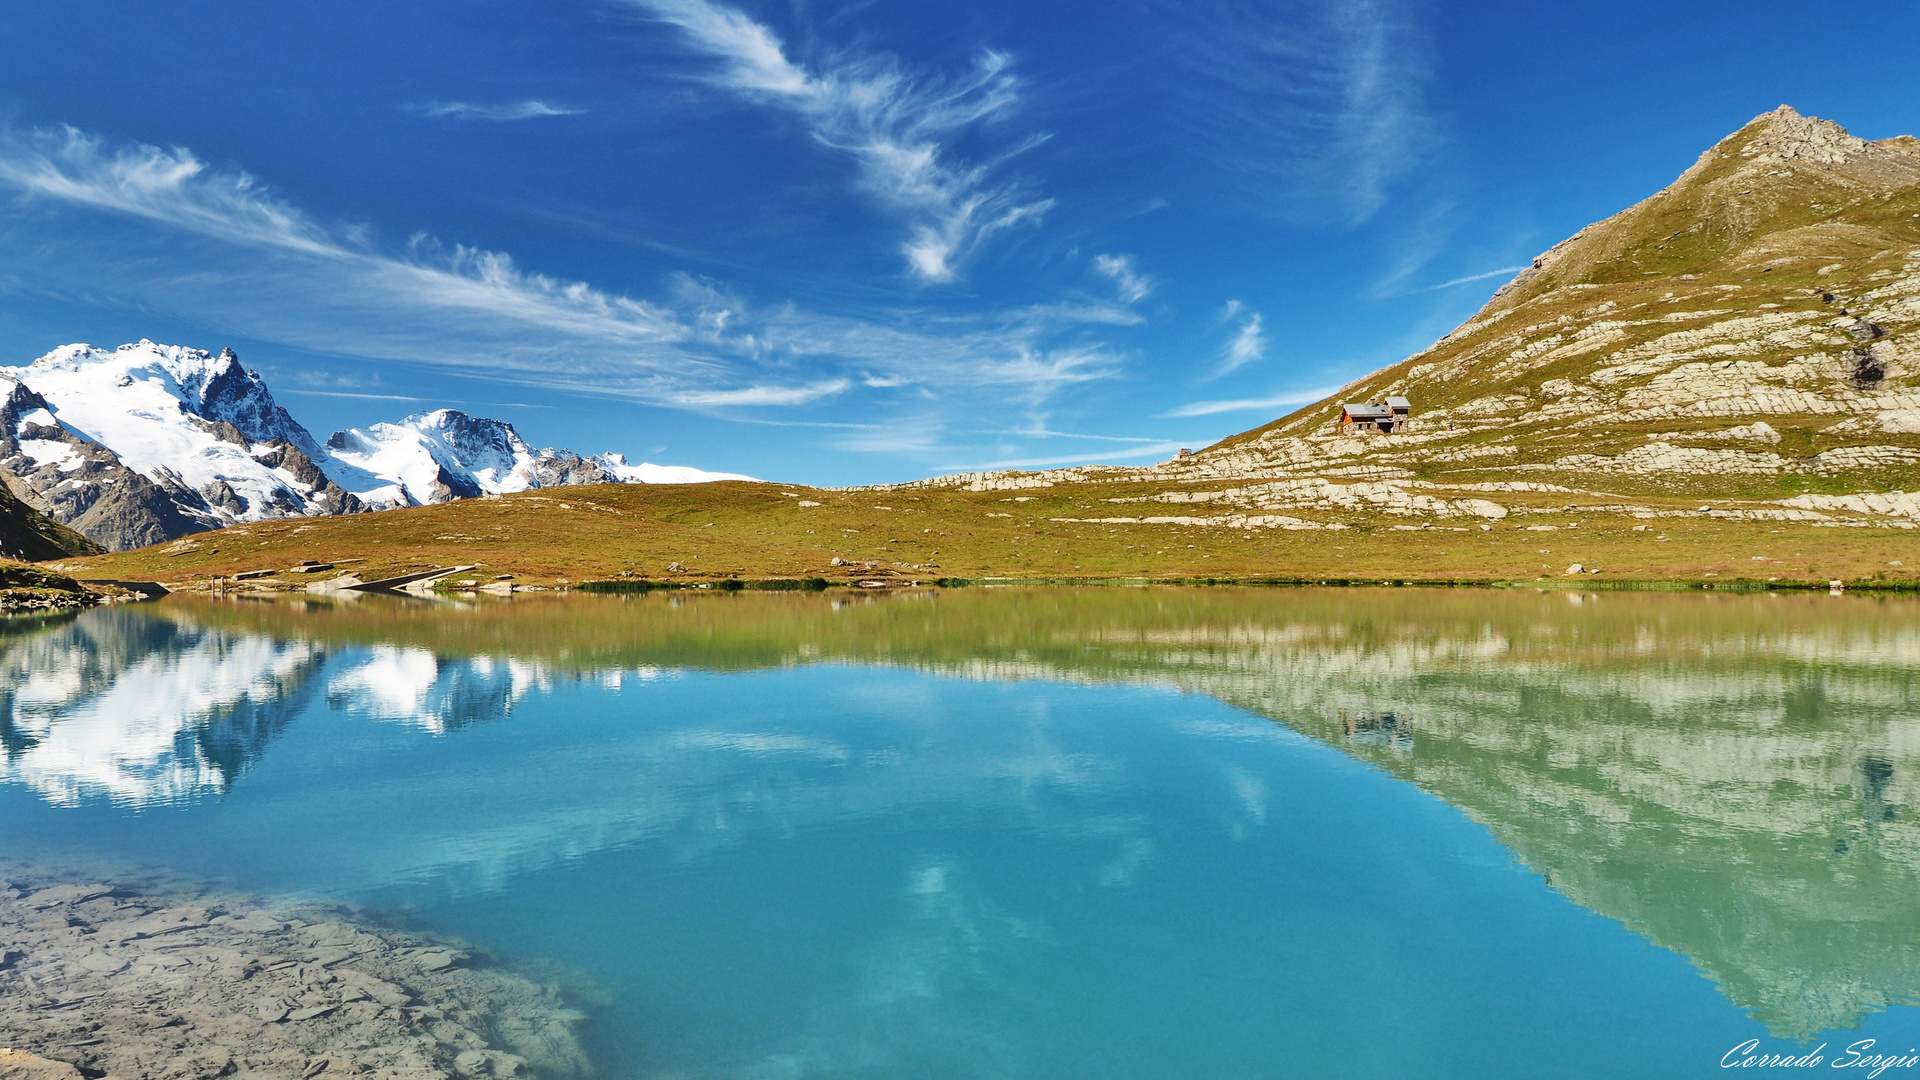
[0,0,1916,484]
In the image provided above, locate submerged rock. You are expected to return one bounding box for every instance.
[0,861,594,1080]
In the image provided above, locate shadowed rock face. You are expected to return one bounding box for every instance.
[195,347,325,458]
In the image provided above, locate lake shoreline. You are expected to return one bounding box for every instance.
[110,572,1920,605]
[41,479,1920,598]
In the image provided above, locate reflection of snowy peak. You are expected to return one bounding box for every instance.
[325,646,552,732]
[0,341,757,549]
[322,409,752,510]
[0,612,323,807]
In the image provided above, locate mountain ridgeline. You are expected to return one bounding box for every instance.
[896,107,1920,532]
[0,342,751,552]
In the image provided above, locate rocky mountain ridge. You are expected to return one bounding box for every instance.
[883,106,1920,534]
[0,341,752,551]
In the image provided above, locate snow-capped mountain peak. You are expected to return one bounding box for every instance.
[22,341,320,454]
[0,341,758,549]
[322,409,541,507]
[320,409,755,509]
[1,342,357,548]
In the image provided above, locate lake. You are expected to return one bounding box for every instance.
[3,586,1919,1079]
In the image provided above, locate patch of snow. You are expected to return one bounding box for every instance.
[15,438,80,471]
[594,453,756,484]
[322,414,757,508]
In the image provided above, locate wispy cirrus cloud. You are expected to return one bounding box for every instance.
[1161,385,1336,418]
[0,125,685,345]
[1166,0,1432,225]
[1209,303,1266,379]
[0,123,1116,421]
[413,100,585,122]
[624,0,1052,283]
[671,379,849,407]
[1092,253,1152,303]
[1418,264,1527,291]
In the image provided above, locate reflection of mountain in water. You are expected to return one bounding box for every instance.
[0,608,645,804]
[807,593,1918,1039]
[324,646,564,733]
[1050,605,1920,1040]
[0,610,323,805]
[13,591,1920,1037]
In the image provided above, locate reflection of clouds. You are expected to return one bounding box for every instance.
[222,671,1158,908]
[758,858,1028,1078]
[671,731,849,760]
[0,613,320,806]
[1098,837,1155,886]
[325,646,444,724]
[1223,765,1267,829]
[28,595,1920,1043]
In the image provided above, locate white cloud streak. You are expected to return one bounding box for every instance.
[1167,0,1431,224]
[1199,298,1266,381]
[671,379,849,407]
[626,0,1051,282]
[940,441,1189,471]
[1092,253,1152,303]
[1161,386,1337,418]
[0,123,1118,426]
[415,100,585,122]
[1213,309,1259,376]
[1420,264,1527,291]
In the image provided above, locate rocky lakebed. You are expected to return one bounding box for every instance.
[0,861,595,1080]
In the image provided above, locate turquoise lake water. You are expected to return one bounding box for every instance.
[3,588,1919,1078]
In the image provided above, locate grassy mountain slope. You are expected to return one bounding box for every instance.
[0,478,102,561]
[1186,105,1920,503]
[54,106,1920,590]
[45,474,1914,590]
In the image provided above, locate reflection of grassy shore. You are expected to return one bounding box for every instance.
[153,586,1920,1038]
[46,479,1920,591]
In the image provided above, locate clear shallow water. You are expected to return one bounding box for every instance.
[4,588,1920,1078]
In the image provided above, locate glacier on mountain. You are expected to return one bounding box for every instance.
[318,408,748,509]
[0,341,755,550]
